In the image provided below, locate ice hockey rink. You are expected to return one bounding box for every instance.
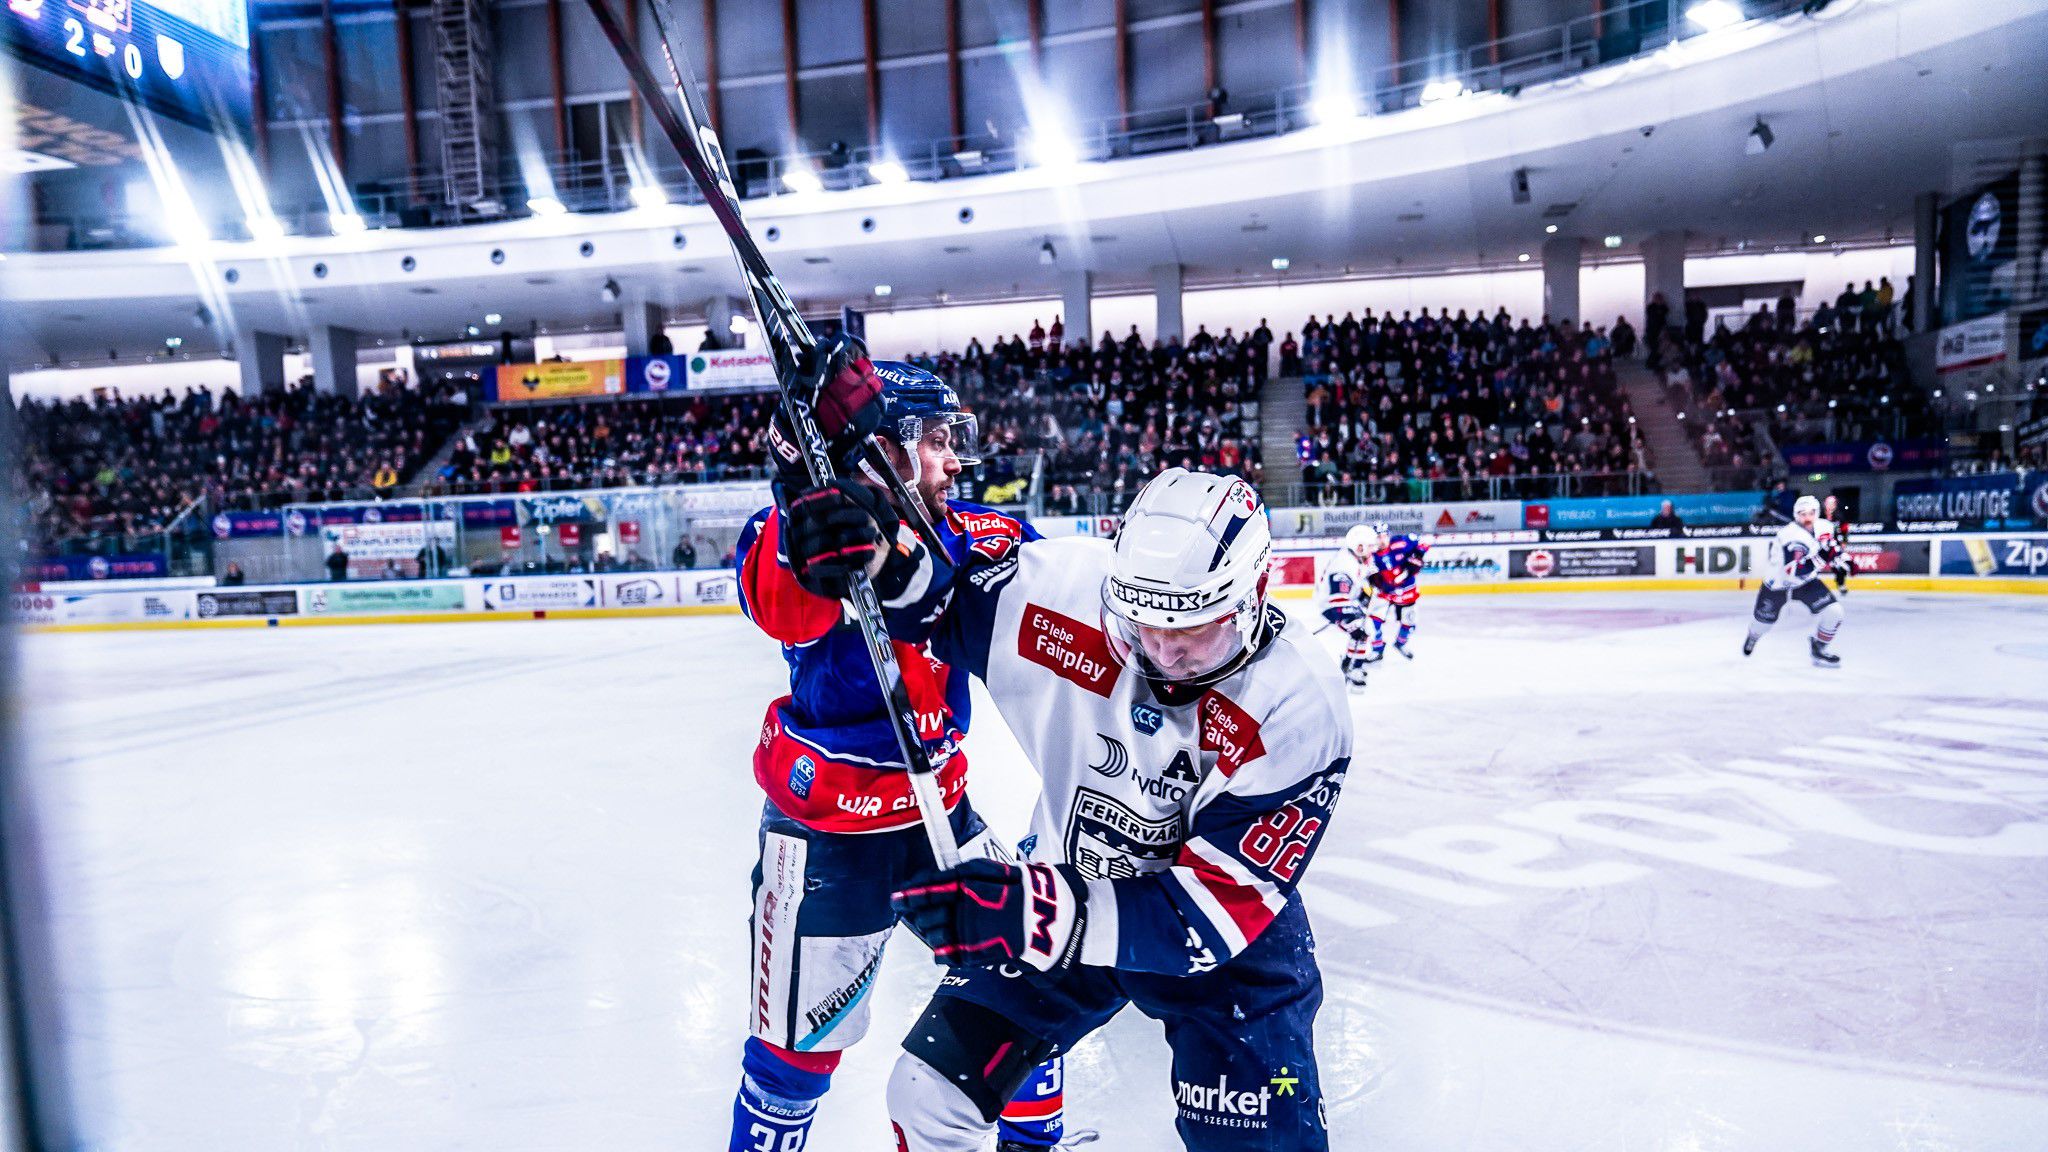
[16,589,2048,1151]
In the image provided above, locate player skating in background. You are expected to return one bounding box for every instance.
[1363,523,1429,660]
[1316,525,1378,689]
[827,468,1353,1151]
[1743,494,1845,667]
[726,339,1066,1152]
[1822,494,1852,596]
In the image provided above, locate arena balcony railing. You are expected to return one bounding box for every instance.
[1284,469,1658,511]
[30,0,1815,248]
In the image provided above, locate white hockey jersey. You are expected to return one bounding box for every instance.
[1766,519,1835,589]
[1314,549,1370,623]
[914,536,1355,976]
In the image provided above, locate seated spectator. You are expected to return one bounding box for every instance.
[1649,500,1685,531]
[14,376,468,558]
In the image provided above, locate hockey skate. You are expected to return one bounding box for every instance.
[1394,640,1414,659]
[1742,634,1758,656]
[1341,659,1370,691]
[1362,646,1385,664]
[1810,638,1840,668]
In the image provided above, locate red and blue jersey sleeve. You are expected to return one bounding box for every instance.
[734,507,841,644]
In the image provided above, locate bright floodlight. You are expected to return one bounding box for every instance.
[781,166,824,195]
[874,284,893,297]
[1419,78,1465,104]
[630,184,669,208]
[1310,93,1354,126]
[868,159,909,185]
[527,196,567,217]
[1030,133,1079,171]
[330,213,368,235]
[1686,1,1743,32]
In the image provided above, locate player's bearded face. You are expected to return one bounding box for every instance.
[882,434,962,519]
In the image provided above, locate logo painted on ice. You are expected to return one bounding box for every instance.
[788,756,816,800]
[1131,702,1164,735]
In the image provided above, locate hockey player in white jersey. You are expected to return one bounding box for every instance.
[1315,525,1378,689]
[858,468,1355,1150]
[1744,494,1845,667]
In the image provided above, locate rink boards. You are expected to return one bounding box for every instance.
[15,531,2048,632]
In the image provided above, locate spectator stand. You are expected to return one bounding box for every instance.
[1284,307,1650,508]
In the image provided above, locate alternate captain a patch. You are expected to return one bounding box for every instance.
[1066,787,1183,880]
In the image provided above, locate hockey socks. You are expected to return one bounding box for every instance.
[730,1039,837,1152]
[996,1058,1067,1148]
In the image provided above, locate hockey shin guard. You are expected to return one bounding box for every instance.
[1814,601,1843,650]
[730,1039,837,1152]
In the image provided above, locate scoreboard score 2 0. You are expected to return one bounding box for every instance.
[3,0,254,131]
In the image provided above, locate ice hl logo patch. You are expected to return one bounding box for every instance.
[1131,703,1164,735]
[788,756,816,800]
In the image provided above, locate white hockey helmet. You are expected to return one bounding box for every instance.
[1343,525,1377,561]
[1793,495,1821,524]
[1102,468,1274,687]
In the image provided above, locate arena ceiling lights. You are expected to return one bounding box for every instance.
[867,160,910,186]
[781,165,825,195]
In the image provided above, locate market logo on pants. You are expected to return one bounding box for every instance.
[1524,549,1555,578]
[1088,735,1130,779]
[1175,1074,1273,1129]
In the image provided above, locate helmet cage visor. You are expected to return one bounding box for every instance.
[892,411,981,466]
[1101,580,1261,686]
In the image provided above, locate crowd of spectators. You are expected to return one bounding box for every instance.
[907,316,1271,514]
[1284,307,1649,504]
[16,377,467,554]
[1656,290,1927,485]
[424,392,779,495]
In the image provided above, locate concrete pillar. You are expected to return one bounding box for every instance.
[1641,231,1686,326]
[234,328,287,396]
[1541,236,1584,328]
[309,325,359,398]
[705,295,745,349]
[1152,263,1184,345]
[623,290,665,357]
[1060,271,1094,352]
[1913,191,1939,333]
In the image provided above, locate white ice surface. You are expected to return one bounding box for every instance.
[15,590,2048,1150]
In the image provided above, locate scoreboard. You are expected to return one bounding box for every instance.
[3,0,253,131]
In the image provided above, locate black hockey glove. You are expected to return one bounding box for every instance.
[894,860,1089,974]
[765,332,884,487]
[781,479,902,601]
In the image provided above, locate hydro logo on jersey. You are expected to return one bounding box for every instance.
[1087,735,1131,779]
[1131,702,1164,735]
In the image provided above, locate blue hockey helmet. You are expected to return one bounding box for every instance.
[871,360,981,465]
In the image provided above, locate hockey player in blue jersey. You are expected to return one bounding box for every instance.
[1362,522,1428,660]
[724,337,1065,1152]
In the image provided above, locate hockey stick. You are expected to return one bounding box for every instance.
[581,0,959,869]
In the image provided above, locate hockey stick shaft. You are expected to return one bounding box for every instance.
[578,0,945,556]
[582,0,959,869]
